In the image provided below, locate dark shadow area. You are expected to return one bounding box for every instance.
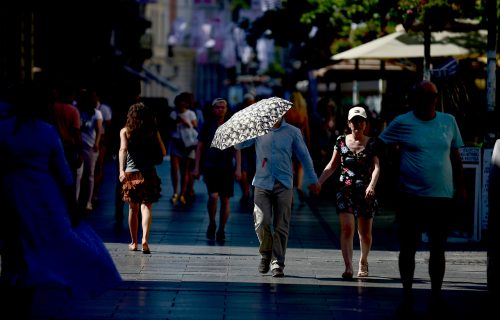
[29,280,491,320]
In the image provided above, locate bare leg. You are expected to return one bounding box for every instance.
[339,212,355,277]
[169,155,180,205]
[357,216,373,276]
[358,217,373,264]
[128,202,140,250]
[170,155,180,196]
[219,196,230,231]
[208,193,218,224]
[140,203,153,251]
[239,171,250,199]
[179,158,192,203]
[206,193,218,240]
[296,163,304,191]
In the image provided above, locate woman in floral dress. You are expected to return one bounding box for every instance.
[318,105,380,279]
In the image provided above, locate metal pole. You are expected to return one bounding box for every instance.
[423,25,431,81]
[486,0,497,113]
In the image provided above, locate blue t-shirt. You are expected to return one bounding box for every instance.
[378,111,464,198]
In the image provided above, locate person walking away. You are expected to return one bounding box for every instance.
[317,105,380,279]
[75,88,103,212]
[377,80,466,309]
[235,116,321,277]
[192,98,241,242]
[168,92,198,206]
[119,102,166,254]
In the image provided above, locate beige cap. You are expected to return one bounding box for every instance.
[348,106,367,120]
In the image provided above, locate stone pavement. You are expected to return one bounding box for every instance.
[26,158,491,319]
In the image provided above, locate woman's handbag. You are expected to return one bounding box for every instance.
[179,126,198,148]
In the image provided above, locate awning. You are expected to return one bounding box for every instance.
[332,29,487,60]
[314,59,416,78]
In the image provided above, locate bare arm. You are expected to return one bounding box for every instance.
[94,118,103,152]
[157,131,167,157]
[192,140,205,179]
[318,149,341,186]
[234,148,242,181]
[118,128,128,182]
[366,155,380,199]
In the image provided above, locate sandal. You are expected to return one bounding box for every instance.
[179,195,187,206]
[128,243,138,251]
[142,243,151,254]
[357,262,369,277]
[342,271,353,279]
[170,193,179,205]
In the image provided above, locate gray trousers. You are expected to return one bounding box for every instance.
[253,182,293,270]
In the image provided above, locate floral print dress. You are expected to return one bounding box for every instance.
[334,135,378,218]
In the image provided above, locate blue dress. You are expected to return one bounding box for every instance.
[0,117,121,297]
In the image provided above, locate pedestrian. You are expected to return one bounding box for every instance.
[75,88,103,212]
[168,92,198,206]
[377,80,466,305]
[192,98,241,242]
[118,102,166,254]
[93,88,113,205]
[317,105,380,279]
[0,81,121,317]
[235,116,321,277]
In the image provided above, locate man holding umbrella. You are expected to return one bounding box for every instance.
[234,111,321,277]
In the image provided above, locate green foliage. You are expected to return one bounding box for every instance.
[265,62,286,77]
[394,0,483,31]
[237,0,486,77]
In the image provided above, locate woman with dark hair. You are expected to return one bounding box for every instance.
[119,102,166,254]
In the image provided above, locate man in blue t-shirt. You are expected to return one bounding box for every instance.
[378,80,466,306]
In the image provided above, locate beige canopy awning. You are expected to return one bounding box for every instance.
[332,29,487,60]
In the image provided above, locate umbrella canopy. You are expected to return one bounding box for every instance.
[332,29,487,60]
[211,97,292,150]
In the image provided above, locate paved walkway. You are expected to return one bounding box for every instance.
[26,158,490,319]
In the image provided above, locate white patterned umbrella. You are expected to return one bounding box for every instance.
[211,96,292,150]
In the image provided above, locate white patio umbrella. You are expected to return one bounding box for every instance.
[332,29,487,60]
